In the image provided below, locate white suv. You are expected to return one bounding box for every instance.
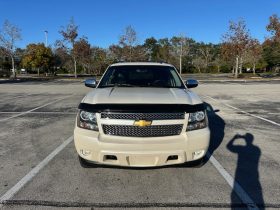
[74,62,210,167]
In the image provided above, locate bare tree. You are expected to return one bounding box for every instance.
[199,45,214,70]
[0,20,21,79]
[193,57,205,73]
[59,17,78,78]
[210,52,224,73]
[119,25,137,62]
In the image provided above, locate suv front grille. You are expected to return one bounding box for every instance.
[102,124,183,137]
[101,112,185,120]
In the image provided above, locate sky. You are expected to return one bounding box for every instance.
[0,0,279,48]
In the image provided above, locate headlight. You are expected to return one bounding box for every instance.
[77,110,99,131]
[186,111,207,131]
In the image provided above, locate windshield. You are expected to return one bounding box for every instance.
[98,65,185,88]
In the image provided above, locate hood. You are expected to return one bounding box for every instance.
[82,87,202,105]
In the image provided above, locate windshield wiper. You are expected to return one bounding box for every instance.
[115,83,135,87]
[100,83,136,88]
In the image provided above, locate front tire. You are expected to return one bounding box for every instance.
[187,156,205,168]
[78,156,93,168]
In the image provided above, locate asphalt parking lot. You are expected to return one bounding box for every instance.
[0,79,279,210]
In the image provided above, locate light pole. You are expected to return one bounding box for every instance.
[44,30,48,46]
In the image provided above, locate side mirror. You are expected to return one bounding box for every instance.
[85,78,97,88]
[185,79,198,88]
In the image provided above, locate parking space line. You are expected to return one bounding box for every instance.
[0,95,73,122]
[207,153,259,210]
[204,95,280,127]
[0,136,73,204]
[268,113,280,115]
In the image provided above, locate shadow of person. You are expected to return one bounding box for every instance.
[227,133,264,210]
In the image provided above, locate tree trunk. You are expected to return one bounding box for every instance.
[37,68,40,76]
[74,57,77,78]
[239,57,243,74]
[82,64,86,74]
[180,43,183,75]
[11,56,16,79]
[129,46,132,62]
[72,41,77,78]
[179,55,182,75]
[235,56,239,78]
[253,63,256,75]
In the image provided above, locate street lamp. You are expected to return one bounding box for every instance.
[44,30,48,46]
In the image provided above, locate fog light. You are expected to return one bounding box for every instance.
[80,149,91,156]
[193,150,204,160]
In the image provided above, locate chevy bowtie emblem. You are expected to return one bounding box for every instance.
[134,120,152,127]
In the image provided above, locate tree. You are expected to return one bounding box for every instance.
[263,14,280,71]
[132,45,147,61]
[14,48,25,67]
[108,44,123,62]
[21,43,53,76]
[212,54,224,73]
[59,17,79,78]
[198,44,214,70]
[119,25,137,61]
[192,57,205,73]
[91,47,108,75]
[262,39,280,71]
[158,38,172,63]
[221,42,236,74]
[222,19,251,78]
[53,41,72,72]
[0,47,12,77]
[0,20,21,78]
[266,14,280,42]
[171,35,190,74]
[144,37,159,61]
[246,39,263,74]
[73,37,91,73]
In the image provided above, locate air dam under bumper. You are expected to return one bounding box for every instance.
[74,127,210,167]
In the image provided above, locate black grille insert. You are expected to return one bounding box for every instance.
[102,124,183,137]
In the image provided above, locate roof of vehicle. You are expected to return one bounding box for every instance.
[110,62,174,67]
